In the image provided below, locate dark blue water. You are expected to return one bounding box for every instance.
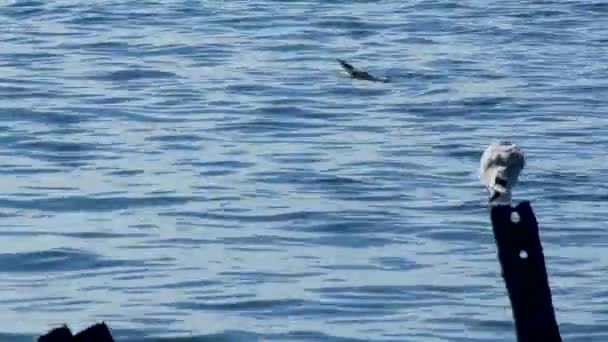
[1,0,607,341]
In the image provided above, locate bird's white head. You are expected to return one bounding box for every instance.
[479,141,525,205]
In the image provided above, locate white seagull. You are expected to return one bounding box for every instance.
[479,141,525,205]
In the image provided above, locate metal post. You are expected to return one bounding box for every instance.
[490,201,562,342]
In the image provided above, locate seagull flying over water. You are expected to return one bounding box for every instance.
[337,59,390,83]
[479,141,525,205]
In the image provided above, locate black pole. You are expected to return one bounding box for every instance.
[490,201,562,342]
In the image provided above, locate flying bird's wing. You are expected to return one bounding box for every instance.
[336,59,390,83]
[337,59,355,74]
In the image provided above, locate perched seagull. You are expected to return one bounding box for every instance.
[337,59,390,83]
[479,141,525,205]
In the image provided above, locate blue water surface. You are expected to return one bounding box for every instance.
[1,0,607,341]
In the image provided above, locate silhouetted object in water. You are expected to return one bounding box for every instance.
[337,59,390,83]
[38,322,115,342]
[38,325,72,342]
[490,202,562,342]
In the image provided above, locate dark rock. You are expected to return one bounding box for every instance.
[38,325,73,342]
[38,322,114,342]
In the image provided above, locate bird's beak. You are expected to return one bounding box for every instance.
[489,189,501,202]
